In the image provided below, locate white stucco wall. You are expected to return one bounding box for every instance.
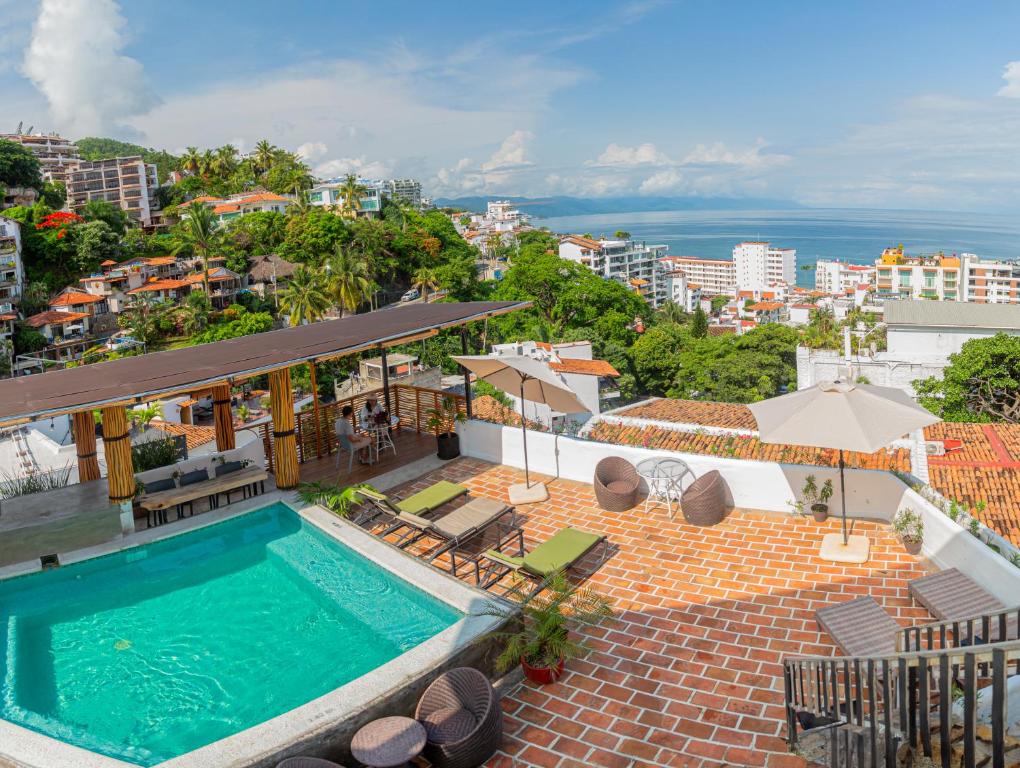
[460,419,1020,603]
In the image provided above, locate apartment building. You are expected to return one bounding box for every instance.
[657,256,737,296]
[657,262,702,312]
[732,241,796,293]
[874,247,962,301]
[307,179,383,217]
[66,157,162,228]
[963,256,1020,304]
[814,259,877,295]
[0,132,80,184]
[178,191,292,223]
[0,217,24,312]
[81,257,186,312]
[383,179,423,209]
[559,235,668,307]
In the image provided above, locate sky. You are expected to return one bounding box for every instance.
[3,0,1020,211]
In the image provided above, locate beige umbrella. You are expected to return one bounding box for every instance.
[747,380,940,560]
[453,354,587,503]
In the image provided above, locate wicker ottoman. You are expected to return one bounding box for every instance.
[680,470,728,526]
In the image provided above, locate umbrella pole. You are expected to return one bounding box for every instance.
[839,449,848,546]
[520,377,530,488]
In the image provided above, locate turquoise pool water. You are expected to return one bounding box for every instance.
[0,503,462,766]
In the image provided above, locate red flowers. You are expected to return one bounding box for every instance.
[35,211,83,231]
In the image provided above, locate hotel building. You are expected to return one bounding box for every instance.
[66,157,162,228]
[0,132,80,184]
[732,241,796,293]
[559,235,669,307]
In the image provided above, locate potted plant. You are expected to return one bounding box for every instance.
[800,475,832,522]
[297,481,372,519]
[482,572,614,685]
[893,507,924,554]
[425,396,467,461]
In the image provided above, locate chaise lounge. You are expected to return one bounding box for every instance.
[476,526,609,593]
[357,482,469,524]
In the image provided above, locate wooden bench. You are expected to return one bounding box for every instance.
[138,466,268,524]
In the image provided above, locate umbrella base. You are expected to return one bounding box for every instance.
[819,532,870,564]
[508,481,549,505]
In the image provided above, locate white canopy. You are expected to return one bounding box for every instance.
[747,380,940,454]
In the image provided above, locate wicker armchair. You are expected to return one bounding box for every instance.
[593,456,640,512]
[414,667,502,768]
[680,470,728,526]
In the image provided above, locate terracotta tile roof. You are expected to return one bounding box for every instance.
[144,256,177,266]
[924,421,1020,546]
[0,313,17,322]
[548,358,620,377]
[237,192,290,204]
[149,419,216,451]
[213,203,240,215]
[49,291,103,307]
[587,421,911,471]
[561,234,602,251]
[708,324,737,336]
[616,397,757,429]
[25,310,90,328]
[100,259,117,266]
[128,279,188,294]
[790,303,816,309]
[747,301,784,311]
[534,341,552,351]
[176,195,221,209]
[471,394,541,429]
[184,268,236,284]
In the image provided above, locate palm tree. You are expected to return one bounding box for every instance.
[176,203,219,295]
[180,291,211,335]
[288,190,313,217]
[253,139,276,176]
[336,173,367,220]
[182,147,202,175]
[656,300,688,325]
[212,144,238,177]
[412,267,439,304]
[327,245,372,317]
[279,266,330,326]
[283,168,314,194]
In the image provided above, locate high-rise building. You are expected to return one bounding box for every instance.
[66,157,162,227]
[814,259,877,295]
[559,235,668,306]
[963,256,1020,304]
[874,246,962,301]
[732,241,796,293]
[658,256,737,296]
[384,179,423,209]
[0,217,24,313]
[0,132,80,184]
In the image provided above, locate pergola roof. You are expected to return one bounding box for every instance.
[0,301,529,425]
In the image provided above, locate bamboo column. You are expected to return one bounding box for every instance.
[308,360,323,458]
[460,327,473,419]
[71,410,101,483]
[212,384,235,451]
[269,367,299,489]
[380,345,392,415]
[101,405,135,504]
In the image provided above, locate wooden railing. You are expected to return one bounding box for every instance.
[784,636,1020,767]
[257,384,466,469]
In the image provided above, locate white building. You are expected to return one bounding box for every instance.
[559,235,668,307]
[733,241,795,293]
[815,260,877,296]
[660,256,737,296]
[658,262,702,312]
[179,192,293,223]
[0,132,80,184]
[66,157,162,228]
[963,256,1020,304]
[467,201,529,234]
[383,179,423,209]
[487,340,620,430]
[0,217,25,312]
[307,179,384,217]
[874,247,963,302]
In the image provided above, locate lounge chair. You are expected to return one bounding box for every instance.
[357,482,468,525]
[384,497,517,576]
[415,667,502,768]
[907,568,1004,620]
[476,526,609,593]
[815,596,900,656]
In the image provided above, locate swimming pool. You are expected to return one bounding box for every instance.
[0,502,463,766]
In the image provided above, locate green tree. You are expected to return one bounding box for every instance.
[179,291,212,336]
[710,296,728,314]
[336,173,367,219]
[656,300,688,325]
[75,137,180,182]
[278,208,349,265]
[40,181,66,209]
[252,139,277,177]
[614,230,631,239]
[412,267,439,303]
[72,221,121,271]
[81,199,130,236]
[175,203,220,294]
[0,140,43,190]
[279,265,330,326]
[327,244,371,317]
[631,323,690,395]
[690,306,709,338]
[915,333,1020,423]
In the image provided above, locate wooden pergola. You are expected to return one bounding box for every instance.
[0,302,529,521]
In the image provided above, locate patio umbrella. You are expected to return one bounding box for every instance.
[747,380,940,561]
[452,354,587,504]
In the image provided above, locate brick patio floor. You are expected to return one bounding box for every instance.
[371,458,934,768]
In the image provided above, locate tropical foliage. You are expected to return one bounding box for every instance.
[915,333,1020,423]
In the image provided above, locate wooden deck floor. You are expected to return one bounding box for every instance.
[298,428,438,486]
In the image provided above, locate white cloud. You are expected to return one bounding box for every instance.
[296,141,328,162]
[22,0,158,136]
[681,139,790,169]
[314,156,394,179]
[639,169,684,193]
[998,61,1020,98]
[481,130,534,171]
[589,142,672,167]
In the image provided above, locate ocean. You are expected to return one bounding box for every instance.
[536,208,1020,287]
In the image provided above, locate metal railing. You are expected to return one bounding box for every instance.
[784,632,1020,767]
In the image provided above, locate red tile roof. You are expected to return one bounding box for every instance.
[128,279,188,294]
[149,419,216,450]
[561,234,602,251]
[548,358,620,377]
[615,397,757,429]
[144,256,177,266]
[747,301,785,311]
[49,291,103,307]
[25,310,90,328]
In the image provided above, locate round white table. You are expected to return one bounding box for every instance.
[636,457,693,519]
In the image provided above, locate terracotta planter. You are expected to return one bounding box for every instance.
[811,504,829,523]
[900,536,923,555]
[521,657,565,685]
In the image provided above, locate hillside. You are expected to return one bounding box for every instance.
[75,137,180,182]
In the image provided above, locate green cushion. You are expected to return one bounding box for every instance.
[485,549,525,568]
[522,527,603,578]
[396,481,467,514]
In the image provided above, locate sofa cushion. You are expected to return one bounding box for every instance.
[421,706,477,743]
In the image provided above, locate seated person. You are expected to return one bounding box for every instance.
[336,405,372,462]
[359,395,384,427]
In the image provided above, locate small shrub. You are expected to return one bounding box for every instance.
[131,437,180,473]
[0,466,72,498]
[892,507,924,544]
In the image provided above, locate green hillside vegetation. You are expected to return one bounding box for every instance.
[75,137,181,183]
